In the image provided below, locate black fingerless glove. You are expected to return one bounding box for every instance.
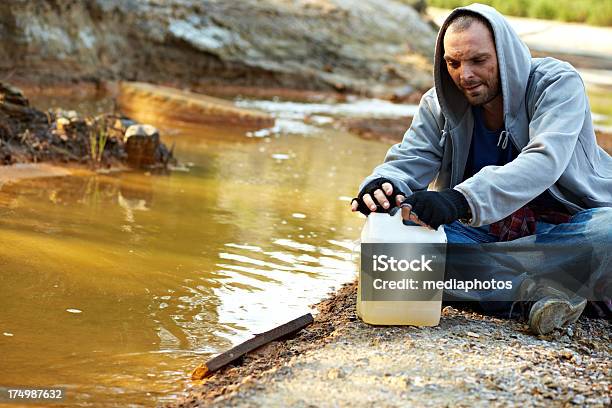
[352,177,406,216]
[401,189,469,229]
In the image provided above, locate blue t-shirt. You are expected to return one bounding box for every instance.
[463,106,568,213]
[463,106,516,180]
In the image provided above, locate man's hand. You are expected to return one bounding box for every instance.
[351,178,405,215]
[401,189,470,229]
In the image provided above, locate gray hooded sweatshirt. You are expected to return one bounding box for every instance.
[359,3,612,227]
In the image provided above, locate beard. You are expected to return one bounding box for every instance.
[461,76,501,106]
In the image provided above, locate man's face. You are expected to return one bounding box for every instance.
[443,21,500,106]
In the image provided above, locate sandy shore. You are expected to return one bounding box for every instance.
[0,163,73,187]
[0,163,134,189]
[171,281,610,407]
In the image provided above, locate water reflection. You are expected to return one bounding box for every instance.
[0,112,389,406]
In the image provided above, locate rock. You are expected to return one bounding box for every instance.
[326,367,345,380]
[398,0,428,14]
[124,124,161,167]
[0,1,436,96]
[113,118,136,134]
[248,342,280,359]
[390,85,417,103]
[55,117,71,134]
[125,124,159,140]
[385,375,410,389]
[0,82,49,141]
[0,83,28,106]
[341,117,413,144]
[442,306,458,316]
[118,82,275,130]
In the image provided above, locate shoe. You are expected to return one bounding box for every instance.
[528,295,587,335]
[512,277,587,335]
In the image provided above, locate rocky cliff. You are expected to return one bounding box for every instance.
[0,0,436,96]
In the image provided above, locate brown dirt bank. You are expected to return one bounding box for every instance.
[1,0,435,99]
[170,281,610,407]
[0,82,173,169]
[116,82,275,130]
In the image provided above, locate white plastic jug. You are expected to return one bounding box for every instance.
[357,209,447,326]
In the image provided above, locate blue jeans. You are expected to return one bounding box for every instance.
[442,208,612,313]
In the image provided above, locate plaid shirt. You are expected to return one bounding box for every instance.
[489,205,572,241]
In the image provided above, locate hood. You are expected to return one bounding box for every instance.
[433,3,531,129]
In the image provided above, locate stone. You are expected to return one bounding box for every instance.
[56,117,71,134]
[0,1,435,96]
[114,118,136,133]
[326,368,345,380]
[125,124,159,140]
[118,82,275,130]
[0,83,28,106]
[124,124,161,167]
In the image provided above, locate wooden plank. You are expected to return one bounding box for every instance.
[192,313,314,380]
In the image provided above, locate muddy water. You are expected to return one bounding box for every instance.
[0,117,392,406]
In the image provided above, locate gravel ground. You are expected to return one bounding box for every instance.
[171,281,611,408]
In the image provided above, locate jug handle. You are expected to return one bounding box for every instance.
[388,206,430,228]
[399,204,432,229]
[389,207,418,226]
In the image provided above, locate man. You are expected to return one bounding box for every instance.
[351,4,611,334]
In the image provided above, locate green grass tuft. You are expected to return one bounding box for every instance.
[427,0,612,26]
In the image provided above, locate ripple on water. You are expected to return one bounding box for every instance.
[210,236,357,337]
